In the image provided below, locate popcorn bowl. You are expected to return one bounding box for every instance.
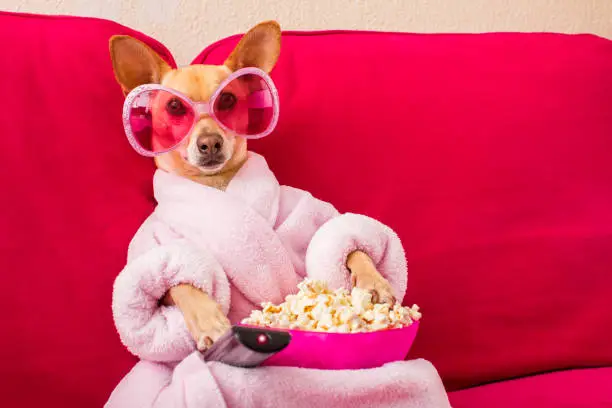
[251,321,420,370]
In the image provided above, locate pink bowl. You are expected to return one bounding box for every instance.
[258,321,419,370]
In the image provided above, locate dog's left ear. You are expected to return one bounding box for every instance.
[224,21,281,73]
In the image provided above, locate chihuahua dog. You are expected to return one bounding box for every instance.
[109,21,396,351]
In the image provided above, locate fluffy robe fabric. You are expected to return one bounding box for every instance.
[107,152,450,408]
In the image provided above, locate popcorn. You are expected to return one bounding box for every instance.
[351,288,373,314]
[241,278,421,333]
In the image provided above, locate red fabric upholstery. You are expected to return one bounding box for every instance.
[194,32,612,390]
[448,367,612,408]
[0,12,173,408]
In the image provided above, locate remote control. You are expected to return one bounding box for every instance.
[202,325,291,368]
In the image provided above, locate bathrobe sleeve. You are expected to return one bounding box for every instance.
[111,215,231,362]
[277,187,408,302]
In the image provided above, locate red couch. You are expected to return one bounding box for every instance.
[1,11,611,408]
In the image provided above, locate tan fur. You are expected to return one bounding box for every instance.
[347,251,396,304]
[109,35,171,95]
[225,21,281,73]
[110,22,281,190]
[153,65,248,189]
[109,21,394,350]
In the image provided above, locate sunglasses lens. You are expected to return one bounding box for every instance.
[126,88,195,153]
[213,73,276,136]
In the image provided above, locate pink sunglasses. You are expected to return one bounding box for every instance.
[122,67,279,157]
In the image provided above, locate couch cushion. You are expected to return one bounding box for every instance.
[0,11,174,407]
[194,31,612,390]
[448,367,612,408]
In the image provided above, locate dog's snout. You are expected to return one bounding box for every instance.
[197,134,224,155]
[195,133,226,168]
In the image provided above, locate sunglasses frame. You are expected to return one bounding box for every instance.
[122,67,280,157]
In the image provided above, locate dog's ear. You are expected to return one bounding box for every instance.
[224,21,281,73]
[109,35,171,95]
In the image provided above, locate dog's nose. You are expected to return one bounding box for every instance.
[197,134,223,155]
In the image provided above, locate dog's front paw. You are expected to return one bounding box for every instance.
[186,299,231,352]
[168,284,231,351]
[351,270,396,305]
[347,250,396,304]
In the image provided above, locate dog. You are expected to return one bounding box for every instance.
[109,21,396,351]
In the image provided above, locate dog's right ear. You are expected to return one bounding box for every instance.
[109,35,171,95]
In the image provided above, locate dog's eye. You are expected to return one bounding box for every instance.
[216,92,237,111]
[166,98,187,116]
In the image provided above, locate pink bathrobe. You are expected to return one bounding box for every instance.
[106,153,450,408]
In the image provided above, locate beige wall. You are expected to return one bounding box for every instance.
[3,0,611,65]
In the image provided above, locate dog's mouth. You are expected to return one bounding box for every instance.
[184,140,230,174]
[197,157,226,171]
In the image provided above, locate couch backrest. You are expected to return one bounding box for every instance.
[0,12,173,407]
[194,31,612,390]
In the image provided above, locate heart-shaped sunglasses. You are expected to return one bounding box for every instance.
[122,67,279,157]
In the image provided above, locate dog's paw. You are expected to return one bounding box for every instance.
[170,285,231,351]
[351,269,396,305]
[187,301,231,352]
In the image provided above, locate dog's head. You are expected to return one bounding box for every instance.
[109,22,281,181]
